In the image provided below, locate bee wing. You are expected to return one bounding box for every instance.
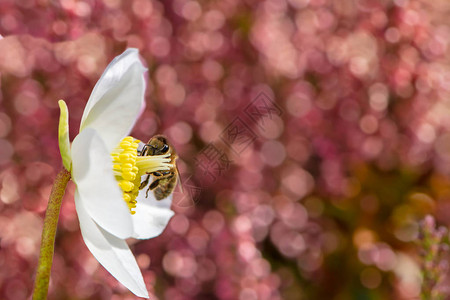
[175,164,184,193]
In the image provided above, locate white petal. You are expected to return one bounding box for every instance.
[71,128,133,239]
[80,49,146,152]
[81,49,144,126]
[75,193,149,298]
[132,183,175,239]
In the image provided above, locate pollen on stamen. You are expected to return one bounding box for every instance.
[111,136,173,214]
[111,136,141,214]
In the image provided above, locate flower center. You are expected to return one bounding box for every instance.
[111,136,172,214]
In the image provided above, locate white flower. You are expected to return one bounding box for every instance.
[58,49,175,298]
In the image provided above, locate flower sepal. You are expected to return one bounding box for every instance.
[58,100,72,171]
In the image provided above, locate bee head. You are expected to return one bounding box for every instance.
[147,135,170,155]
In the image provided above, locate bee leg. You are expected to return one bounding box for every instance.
[139,143,158,156]
[154,171,171,179]
[139,144,149,156]
[139,174,151,190]
[146,178,160,198]
[149,178,160,190]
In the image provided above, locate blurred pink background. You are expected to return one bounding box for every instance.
[1,0,450,299]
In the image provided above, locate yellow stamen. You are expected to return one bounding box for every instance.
[111,136,171,214]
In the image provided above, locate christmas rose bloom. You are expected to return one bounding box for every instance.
[58,49,175,298]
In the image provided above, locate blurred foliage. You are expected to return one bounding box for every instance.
[1,0,450,299]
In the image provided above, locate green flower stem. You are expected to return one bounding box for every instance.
[32,168,71,300]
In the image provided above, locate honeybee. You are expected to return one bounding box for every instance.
[139,135,180,200]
